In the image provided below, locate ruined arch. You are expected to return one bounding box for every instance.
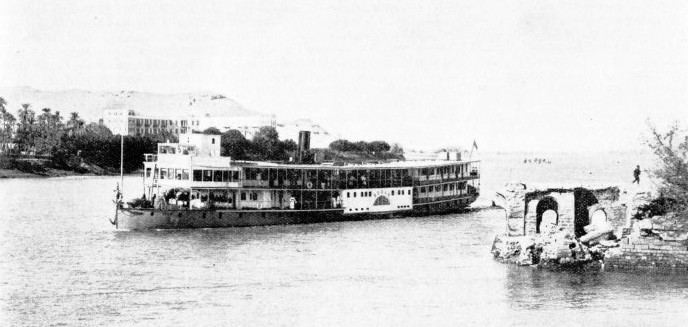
[574,188,599,237]
[536,196,558,234]
[588,204,608,226]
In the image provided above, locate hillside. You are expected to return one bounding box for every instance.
[0,86,338,147]
[0,86,260,123]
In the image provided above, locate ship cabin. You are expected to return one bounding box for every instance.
[142,134,480,213]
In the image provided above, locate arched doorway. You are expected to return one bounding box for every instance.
[574,188,599,237]
[590,209,607,226]
[536,197,558,234]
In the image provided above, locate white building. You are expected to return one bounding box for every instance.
[103,109,201,137]
[103,109,336,148]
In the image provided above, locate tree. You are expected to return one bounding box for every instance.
[221,129,251,159]
[15,103,36,154]
[645,121,688,214]
[329,139,356,152]
[252,126,281,160]
[280,139,297,157]
[66,112,85,136]
[367,140,391,154]
[202,127,222,135]
[83,122,114,139]
[390,143,404,155]
[0,97,16,154]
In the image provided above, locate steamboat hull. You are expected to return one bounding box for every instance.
[116,195,478,230]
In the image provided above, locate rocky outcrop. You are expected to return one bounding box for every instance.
[492,227,602,269]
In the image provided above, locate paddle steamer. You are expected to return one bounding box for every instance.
[113,132,480,230]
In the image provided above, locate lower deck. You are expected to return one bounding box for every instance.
[115,195,478,230]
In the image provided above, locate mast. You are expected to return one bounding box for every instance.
[120,133,124,194]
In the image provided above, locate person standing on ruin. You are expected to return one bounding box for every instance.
[633,165,641,184]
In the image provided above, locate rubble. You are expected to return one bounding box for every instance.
[492,227,602,269]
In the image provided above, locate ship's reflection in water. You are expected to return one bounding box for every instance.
[2,176,688,326]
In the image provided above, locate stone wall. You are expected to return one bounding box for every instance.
[605,213,688,272]
[496,183,622,238]
[495,183,527,236]
[605,235,688,272]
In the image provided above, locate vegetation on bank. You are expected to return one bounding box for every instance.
[645,122,688,216]
[0,96,404,176]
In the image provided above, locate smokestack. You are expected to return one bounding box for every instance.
[297,131,311,163]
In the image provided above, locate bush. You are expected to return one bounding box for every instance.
[646,122,688,214]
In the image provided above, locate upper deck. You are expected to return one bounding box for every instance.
[142,133,480,190]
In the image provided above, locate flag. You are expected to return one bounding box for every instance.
[472,140,479,151]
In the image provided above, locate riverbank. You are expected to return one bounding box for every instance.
[0,168,121,179]
[0,155,123,179]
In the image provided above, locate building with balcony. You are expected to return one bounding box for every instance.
[103,109,201,137]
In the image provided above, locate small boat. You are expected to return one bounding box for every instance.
[112,132,480,230]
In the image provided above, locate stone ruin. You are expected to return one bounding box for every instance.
[491,182,688,272]
[495,182,627,239]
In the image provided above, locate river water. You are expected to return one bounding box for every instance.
[2,152,688,326]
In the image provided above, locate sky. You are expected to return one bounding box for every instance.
[1,0,687,152]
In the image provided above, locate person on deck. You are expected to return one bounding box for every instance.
[633,165,641,184]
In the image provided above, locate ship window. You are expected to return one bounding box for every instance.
[222,171,229,182]
[232,171,240,181]
[160,169,167,179]
[435,185,441,192]
[420,187,426,193]
[346,192,350,198]
[213,170,222,182]
[145,168,152,178]
[443,184,449,191]
[175,169,182,180]
[392,191,395,196]
[240,192,246,200]
[354,192,356,197]
[244,168,255,180]
[193,170,203,181]
[203,170,212,182]
[251,192,258,201]
[182,170,189,180]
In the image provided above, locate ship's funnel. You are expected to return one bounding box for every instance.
[297,131,311,162]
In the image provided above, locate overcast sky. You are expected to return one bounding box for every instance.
[1,0,686,152]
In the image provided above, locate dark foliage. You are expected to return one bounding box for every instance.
[202,127,222,135]
[329,139,392,154]
[221,127,297,161]
[634,197,678,220]
[645,122,688,214]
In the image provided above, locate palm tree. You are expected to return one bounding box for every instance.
[67,111,85,136]
[0,97,14,154]
[15,103,36,154]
